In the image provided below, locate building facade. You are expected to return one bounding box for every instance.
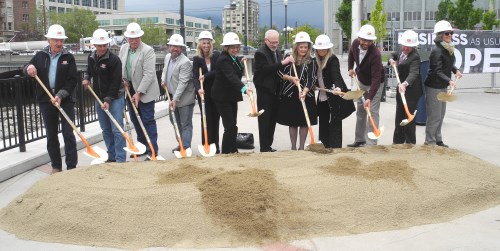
[222,0,259,42]
[0,0,124,42]
[96,12,212,49]
[325,0,500,54]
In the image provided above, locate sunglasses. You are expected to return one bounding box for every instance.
[443,31,454,36]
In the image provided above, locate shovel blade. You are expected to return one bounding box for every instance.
[198,143,217,157]
[437,92,457,102]
[400,119,409,126]
[90,159,105,165]
[246,109,264,117]
[174,147,192,158]
[123,141,147,155]
[147,154,165,161]
[342,90,365,100]
[83,146,108,161]
[367,126,385,140]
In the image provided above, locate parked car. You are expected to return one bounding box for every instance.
[242,45,257,54]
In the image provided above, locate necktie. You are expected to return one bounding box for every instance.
[399,53,406,64]
[273,51,278,63]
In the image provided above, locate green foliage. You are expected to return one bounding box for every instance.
[139,19,167,45]
[49,8,98,43]
[361,20,369,25]
[289,24,322,44]
[336,0,352,40]
[451,0,482,29]
[482,10,500,30]
[436,0,453,21]
[370,0,388,46]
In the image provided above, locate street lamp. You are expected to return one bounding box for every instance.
[270,0,272,27]
[391,17,395,51]
[41,0,47,35]
[284,0,288,49]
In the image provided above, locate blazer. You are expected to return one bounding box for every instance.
[24,46,77,103]
[192,51,220,98]
[119,42,160,103]
[212,51,245,103]
[253,45,283,95]
[424,38,458,89]
[161,53,194,108]
[317,55,355,120]
[347,39,384,100]
[390,49,423,101]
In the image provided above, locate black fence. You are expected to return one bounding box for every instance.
[0,64,166,153]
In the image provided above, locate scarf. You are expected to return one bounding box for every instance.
[440,41,455,55]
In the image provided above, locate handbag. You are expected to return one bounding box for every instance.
[236,133,255,149]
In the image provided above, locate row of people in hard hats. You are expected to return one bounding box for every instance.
[24,20,461,172]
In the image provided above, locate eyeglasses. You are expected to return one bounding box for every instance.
[266,39,279,45]
[443,31,454,36]
[359,38,373,44]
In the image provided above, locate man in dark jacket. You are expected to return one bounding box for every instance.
[253,29,294,152]
[25,24,78,174]
[83,29,125,162]
[347,24,384,147]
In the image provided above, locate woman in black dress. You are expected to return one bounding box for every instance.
[192,31,221,153]
[277,31,317,150]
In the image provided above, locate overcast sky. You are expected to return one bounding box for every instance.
[124,0,324,30]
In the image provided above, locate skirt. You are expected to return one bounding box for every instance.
[277,94,317,127]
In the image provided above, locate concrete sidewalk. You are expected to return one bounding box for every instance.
[1,67,499,249]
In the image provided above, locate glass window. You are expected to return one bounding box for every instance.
[98,20,110,26]
[22,14,29,21]
[93,0,98,7]
[186,21,193,27]
[66,0,72,4]
[82,0,91,7]
[74,0,80,5]
[100,0,104,8]
[203,24,209,29]
[58,7,65,13]
[49,0,55,2]
[22,1,28,8]
[195,23,201,28]
[58,0,64,3]
[166,18,174,24]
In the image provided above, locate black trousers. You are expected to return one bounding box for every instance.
[393,92,418,144]
[215,101,238,154]
[196,94,220,152]
[39,101,78,169]
[317,100,343,148]
[256,89,279,151]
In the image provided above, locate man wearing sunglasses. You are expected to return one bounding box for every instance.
[424,20,462,148]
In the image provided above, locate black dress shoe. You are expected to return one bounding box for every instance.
[129,153,147,158]
[171,146,180,153]
[347,142,366,147]
[436,141,449,148]
[260,148,277,152]
[105,159,116,163]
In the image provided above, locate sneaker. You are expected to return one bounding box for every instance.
[347,141,366,147]
[129,152,147,158]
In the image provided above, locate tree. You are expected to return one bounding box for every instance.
[450,0,482,30]
[482,10,500,30]
[139,19,166,45]
[49,8,98,43]
[370,0,387,47]
[436,0,453,21]
[336,0,351,41]
[289,24,322,45]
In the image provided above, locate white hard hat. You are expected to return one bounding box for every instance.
[313,34,333,50]
[356,24,377,40]
[167,34,186,47]
[124,22,144,38]
[45,24,67,39]
[91,29,111,45]
[398,30,419,47]
[434,20,453,34]
[293,31,312,44]
[220,32,241,46]
[198,31,213,40]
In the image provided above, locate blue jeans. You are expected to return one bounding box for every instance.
[169,103,194,148]
[96,97,126,162]
[128,99,158,156]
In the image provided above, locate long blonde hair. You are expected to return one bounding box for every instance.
[292,42,312,65]
[315,48,333,70]
[196,38,214,58]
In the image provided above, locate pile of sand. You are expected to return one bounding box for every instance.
[1,145,499,249]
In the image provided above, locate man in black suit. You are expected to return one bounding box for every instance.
[253,29,294,152]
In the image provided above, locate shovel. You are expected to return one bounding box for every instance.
[125,88,164,160]
[87,85,147,156]
[163,86,192,158]
[316,87,365,100]
[391,64,417,126]
[243,60,264,117]
[292,64,316,145]
[437,76,459,102]
[197,68,217,157]
[34,75,108,162]
[361,96,384,140]
[123,105,138,161]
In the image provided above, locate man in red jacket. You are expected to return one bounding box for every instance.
[347,24,384,147]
